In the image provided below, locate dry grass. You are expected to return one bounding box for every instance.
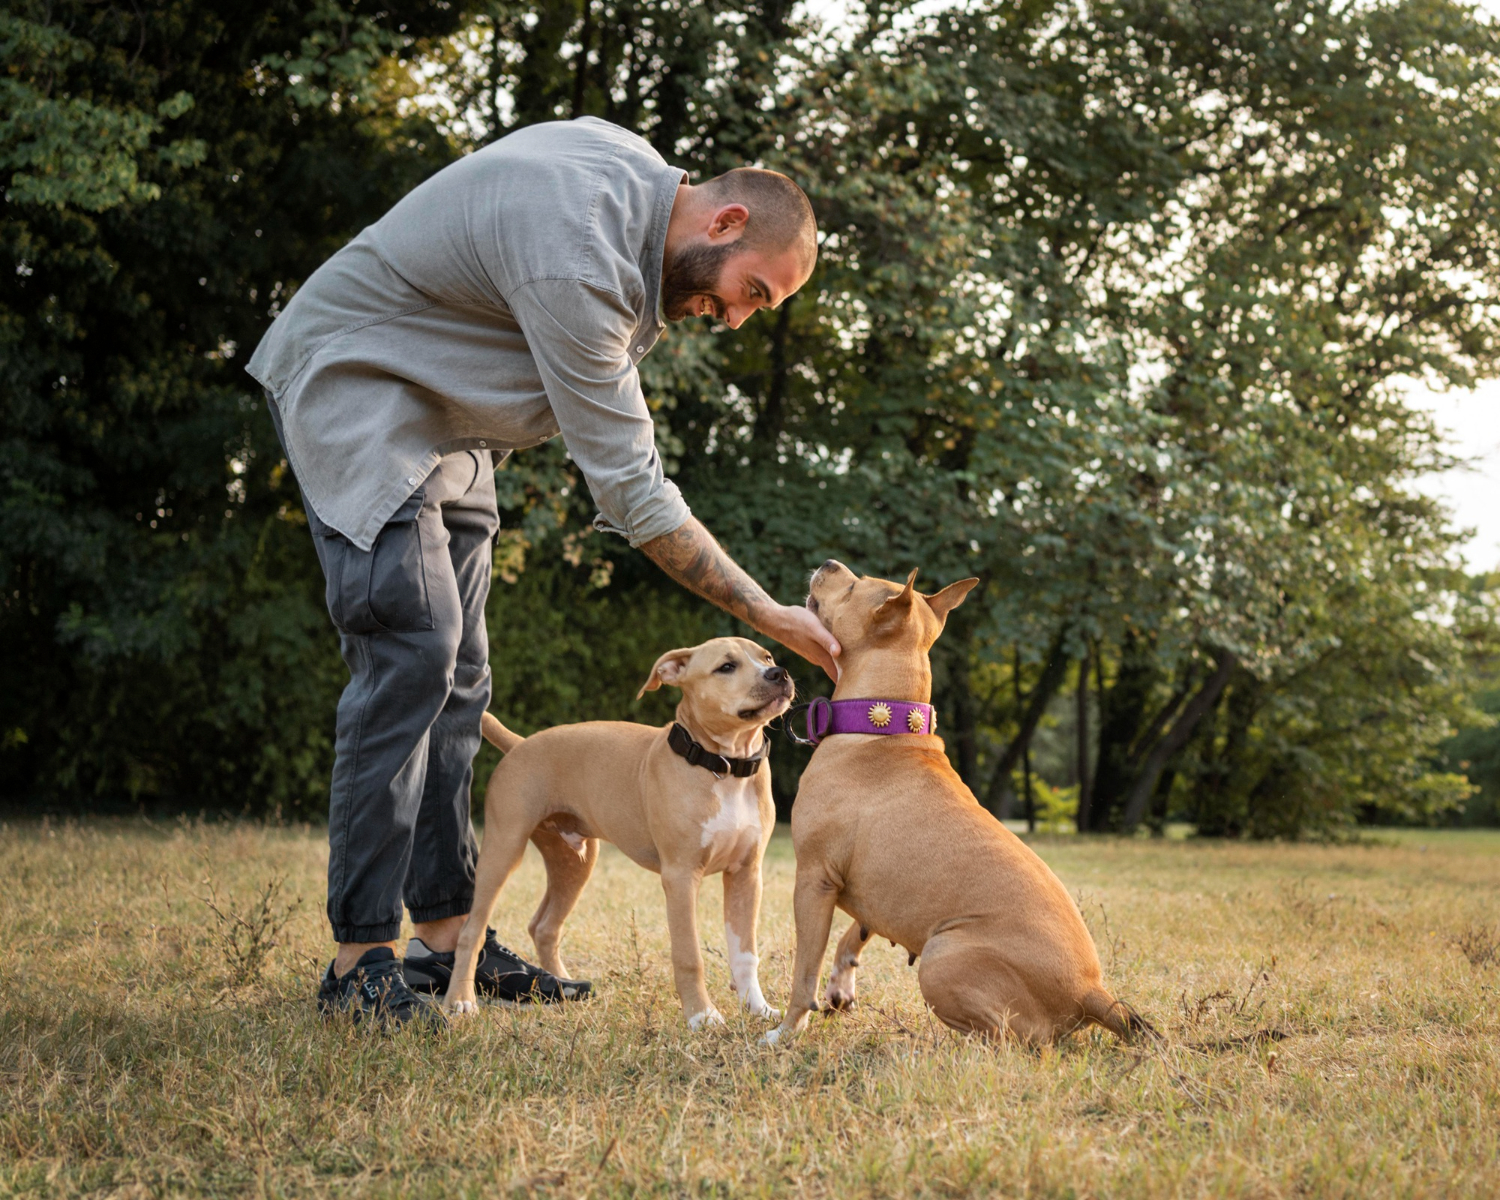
[2,818,1497,1198]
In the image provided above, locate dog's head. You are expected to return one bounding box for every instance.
[637,637,795,744]
[805,560,979,660]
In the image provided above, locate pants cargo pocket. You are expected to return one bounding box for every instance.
[319,490,434,634]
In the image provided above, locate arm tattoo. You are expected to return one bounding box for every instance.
[640,518,772,624]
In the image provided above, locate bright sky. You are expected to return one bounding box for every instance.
[1408,0,1500,572]
[1408,382,1500,574]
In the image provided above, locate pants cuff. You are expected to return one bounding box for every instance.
[407,896,474,925]
[330,919,403,944]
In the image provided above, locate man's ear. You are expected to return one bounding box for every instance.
[874,569,920,626]
[925,577,980,623]
[636,648,696,699]
[708,203,750,240]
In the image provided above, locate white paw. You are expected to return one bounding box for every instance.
[760,1027,782,1047]
[447,998,479,1016]
[749,1004,782,1022]
[687,1008,726,1031]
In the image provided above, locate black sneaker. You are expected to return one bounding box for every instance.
[403,928,592,1004]
[317,947,447,1031]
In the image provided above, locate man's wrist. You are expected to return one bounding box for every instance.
[744,596,781,632]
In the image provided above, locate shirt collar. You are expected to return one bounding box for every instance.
[645,165,687,329]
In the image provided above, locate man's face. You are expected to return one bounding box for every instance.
[661,237,809,329]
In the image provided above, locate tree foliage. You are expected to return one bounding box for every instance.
[5,0,1499,835]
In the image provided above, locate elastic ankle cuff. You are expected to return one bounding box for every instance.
[407,897,473,925]
[331,920,402,943]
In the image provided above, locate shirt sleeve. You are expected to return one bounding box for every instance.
[506,278,691,547]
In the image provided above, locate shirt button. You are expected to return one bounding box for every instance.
[407,477,417,486]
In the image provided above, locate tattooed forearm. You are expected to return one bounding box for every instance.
[640,518,773,624]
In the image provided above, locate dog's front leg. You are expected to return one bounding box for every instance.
[661,867,721,1029]
[764,870,839,1046]
[722,863,779,1021]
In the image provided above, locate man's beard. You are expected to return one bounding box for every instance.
[661,241,737,322]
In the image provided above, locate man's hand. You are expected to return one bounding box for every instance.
[754,602,840,682]
[640,518,841,681]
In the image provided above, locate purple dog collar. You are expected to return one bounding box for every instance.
[799,697,937,746]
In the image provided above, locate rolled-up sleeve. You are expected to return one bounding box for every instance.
[507,278,690,546]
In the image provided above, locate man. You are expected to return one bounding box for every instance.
[247,116,839,1028]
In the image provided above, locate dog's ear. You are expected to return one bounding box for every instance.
[925,577,980,623]
[636,647,695,699]
[874,569,920,626]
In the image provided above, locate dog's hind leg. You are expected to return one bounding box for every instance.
[446,820,532,1014]
[824,920,872,1012]
[527,826,599,981]
[915,934,1053,1045]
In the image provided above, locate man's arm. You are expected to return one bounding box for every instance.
[641,517,840,680]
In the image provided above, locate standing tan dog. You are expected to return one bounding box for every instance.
[766,561,1150,1046]
[446,637,793,1028]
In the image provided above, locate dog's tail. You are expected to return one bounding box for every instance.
[480,711,524,754]
[1081,987,1159,1044]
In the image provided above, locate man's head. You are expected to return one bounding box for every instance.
[661,168,817,328]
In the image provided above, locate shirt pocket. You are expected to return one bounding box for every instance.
[319,491,434,634]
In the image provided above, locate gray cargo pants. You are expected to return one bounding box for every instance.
[271,400,497,942]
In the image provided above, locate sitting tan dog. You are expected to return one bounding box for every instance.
[766,562,1150,1046]
[446,637,794,1028]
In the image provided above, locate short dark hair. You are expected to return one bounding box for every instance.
[702,167,817,273]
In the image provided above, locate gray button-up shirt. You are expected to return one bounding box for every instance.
[246,117,691,551]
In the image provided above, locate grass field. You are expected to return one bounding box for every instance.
[2,818,1497,1198]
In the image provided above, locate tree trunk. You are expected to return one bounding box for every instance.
[1086,632,1159,830]
[1121,649,1237,830]
[1074,646,1093,831]
[1194,671,1259,837]
[984,629,1070,815]
[938,621,981,791]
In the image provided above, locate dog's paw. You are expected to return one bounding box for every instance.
[750,1004,783,1022]
[824,984,856,1012]
[760,1027,783,1047]
[687,1007,726,1031]
[446,997,480,1017]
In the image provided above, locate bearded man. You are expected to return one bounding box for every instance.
[246,116,838,1027]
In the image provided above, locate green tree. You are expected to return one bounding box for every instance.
[1,0,467,810]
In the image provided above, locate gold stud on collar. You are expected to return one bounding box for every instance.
[907,709,925,733]
[868,703,892,728]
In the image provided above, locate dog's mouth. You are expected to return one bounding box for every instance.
[805,593,819,615]
[737,692,793,722]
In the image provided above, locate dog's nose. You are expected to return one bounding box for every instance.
[821,559,838,571]
[765,665,788,684]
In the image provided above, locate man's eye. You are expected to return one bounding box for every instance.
[716,662,737,673]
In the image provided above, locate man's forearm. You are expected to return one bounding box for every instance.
[640,517,772,625]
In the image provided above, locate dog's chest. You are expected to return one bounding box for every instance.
[698,776,763,872]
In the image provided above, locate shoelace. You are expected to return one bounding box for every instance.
[354,958,422,1005]
[483,929,527,965]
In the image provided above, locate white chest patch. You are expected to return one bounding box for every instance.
[699,776,763,871]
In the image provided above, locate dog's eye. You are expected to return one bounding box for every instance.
[716,661,737,674]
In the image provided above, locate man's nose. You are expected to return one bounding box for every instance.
[765,665,789,684]
[726,306,749,329]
